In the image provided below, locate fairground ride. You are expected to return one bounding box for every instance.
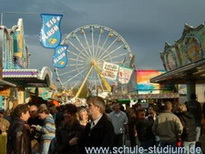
[55,24,134,99]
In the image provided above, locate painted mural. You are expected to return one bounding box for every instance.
[136,70,165,94]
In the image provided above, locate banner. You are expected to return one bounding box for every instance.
[53,45,68,68]
[118,66,133,84]
[101,61,119,80]
[136,70,165,94]
[40,14,63,48]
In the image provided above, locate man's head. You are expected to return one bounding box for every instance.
[63,104,78,123]
[137,108,146,119]
[164,101,173,111]
[13,104,30,122]
[86,96,105,120]
[113,102,121,112]
[29,104,38,118]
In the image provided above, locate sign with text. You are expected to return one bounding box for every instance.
[40,14,63,48]
[53,45,68,68]
[101,61,119,80]
[118,66,133,84]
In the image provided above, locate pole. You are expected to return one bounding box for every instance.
[1,13,3,26]
[75,65,94,99]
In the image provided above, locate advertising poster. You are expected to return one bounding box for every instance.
[136,70,165,94]
[101,61,119,80]
[118,66,133,84]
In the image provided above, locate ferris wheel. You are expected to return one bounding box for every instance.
[55,24,134,98]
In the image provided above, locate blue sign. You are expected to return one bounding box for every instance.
[53,45,68,68]
[40,14,63,48]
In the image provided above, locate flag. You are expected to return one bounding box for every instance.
[53,45,68,68]
[40,14,63,48]
[118,66,133,84]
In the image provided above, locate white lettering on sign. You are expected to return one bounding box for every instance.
[42,25,59,40]
[54,52,66,63]
[57,46,67,54]
[46,16,61,28]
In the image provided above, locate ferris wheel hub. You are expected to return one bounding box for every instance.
[92,60,98,66]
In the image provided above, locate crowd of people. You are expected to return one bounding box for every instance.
[0,94,204,154]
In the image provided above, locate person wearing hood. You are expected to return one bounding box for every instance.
[177,104,197,154]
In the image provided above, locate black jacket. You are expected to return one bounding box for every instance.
[56,120,84,154]
[186,100,202,126]
[7,118,31,154]
[177,111,196,142]
[80,114,115,153]
[136,118,154,142]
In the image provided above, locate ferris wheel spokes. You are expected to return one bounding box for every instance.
[96,32,110,58]
[67,50,86,62]
[67,63,84,67]
[104,52,129,62]
[62,66,88,85]
[94,28,103,58]
[82,31,93,58]
[98,37,118,60]
[58,65,86,77]
[66,39,90,59]
[91,26,95,59]
[75,34,92,59]
[98,44,124,62]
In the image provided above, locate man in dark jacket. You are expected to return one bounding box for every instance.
[177,104,197,154]
[80,96,115,154]
[7,104,31,154]
[185,93,202,142]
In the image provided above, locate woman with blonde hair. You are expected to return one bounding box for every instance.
[77,107,89,127]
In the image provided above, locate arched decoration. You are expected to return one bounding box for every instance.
[162,42,180,71]
[166,49,178,71]
[184,35,203,63]
[38,66,53,87]
[160,52,167,71]
[161,22,205,71]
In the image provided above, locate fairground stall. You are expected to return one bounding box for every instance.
[110,69,178,109]
[0,18,54,110]
[151,22,205,102]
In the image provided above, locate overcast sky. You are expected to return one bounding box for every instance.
[1,0,205,82]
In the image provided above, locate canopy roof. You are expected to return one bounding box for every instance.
[2,67,53,87]
[151,58,205,84]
